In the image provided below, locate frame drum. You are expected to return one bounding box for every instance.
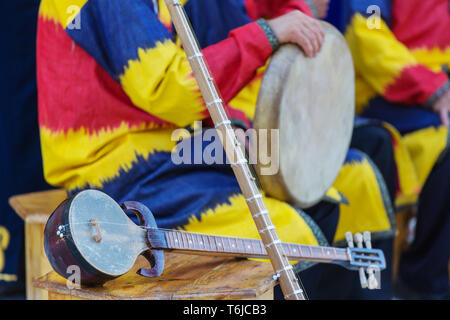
[253,22,355,208]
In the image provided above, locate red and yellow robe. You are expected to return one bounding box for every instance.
[343,0,450,208]
[37,0,393,250]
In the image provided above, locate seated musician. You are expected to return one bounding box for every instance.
[340,0,450,299]
[37,0,395,298]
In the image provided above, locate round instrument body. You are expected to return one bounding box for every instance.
[44,190,148,285]
[254,22,355,208]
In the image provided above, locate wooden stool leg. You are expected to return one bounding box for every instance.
[25,216,52,300]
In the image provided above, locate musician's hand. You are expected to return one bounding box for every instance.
[432,88,450,127]
[268,10,325,57]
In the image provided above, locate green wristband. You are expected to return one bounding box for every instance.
[424,81,450,109]
[304,0,319,18]
[256,18,280,52]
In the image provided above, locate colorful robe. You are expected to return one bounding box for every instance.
[342,0,450,208]
[37,0,393,255]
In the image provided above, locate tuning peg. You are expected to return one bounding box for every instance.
[359,268,368,288]
[354,233,364,248]
[363,231,372,249]
[353,233,369,288]
[345,232,354,248]
[367,267,379,290]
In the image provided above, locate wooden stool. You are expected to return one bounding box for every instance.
[9,189,67,300]
[10,189,276,300]
[34,253,276,300]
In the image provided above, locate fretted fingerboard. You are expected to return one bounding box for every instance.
[152,229,349,263]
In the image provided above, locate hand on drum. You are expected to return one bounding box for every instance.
[268,10,325,57]
[432,88,450,127]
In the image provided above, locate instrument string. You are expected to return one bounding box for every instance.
[55,237,358,271]
[56,220,351,257]
[55,220,383,269]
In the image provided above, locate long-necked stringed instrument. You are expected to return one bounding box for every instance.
[163,0,307,300]
[45,190,385,286]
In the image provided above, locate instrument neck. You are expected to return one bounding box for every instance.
[149,228,349,263]
[165,0,308,299]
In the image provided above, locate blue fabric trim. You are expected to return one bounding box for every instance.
[66,0,253,81]
[184,0,251,49]
[338,0,392,32]
[325,0,345,30]
[322,191,349,205]
[362,96,442,134]
[354,116,376,127]
[70,149,241,230]
[70,132,238,229]
[66,0,173,81]
[345,148,365,163]
[349,0,392,22]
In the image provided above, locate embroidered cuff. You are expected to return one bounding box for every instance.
[304,0,319,18]
[256,18,280,52]
[443,65,449,76]
[424,80,450,109]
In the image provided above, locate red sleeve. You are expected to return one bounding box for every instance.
[244,0,313,21]
[202,22,273,104]
[384,66,449,106]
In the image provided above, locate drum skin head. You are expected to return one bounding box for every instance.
[69,190,146,277]
[254,22,355,209]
